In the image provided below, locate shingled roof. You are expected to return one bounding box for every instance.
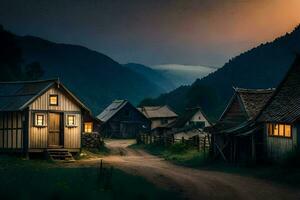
[97,100,129,122]
[213,87,274,133]
[170,107,211,128]
[234,87,275,119]
[257,55,300,123]
[0,79,90,112]
[138,105,178,119]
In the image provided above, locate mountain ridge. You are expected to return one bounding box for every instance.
[140,25,300,120]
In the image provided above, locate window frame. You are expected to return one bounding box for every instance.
[66,114,77,127]
[267,123,292,139]
[34,113,47,127]
[49,94,59,106]
[84,122,93,133]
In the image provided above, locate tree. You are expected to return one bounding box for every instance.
[0,26,23,81]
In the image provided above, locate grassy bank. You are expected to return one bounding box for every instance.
[0,155,179,200]
[131,143,209,168]
[132,143,300,187]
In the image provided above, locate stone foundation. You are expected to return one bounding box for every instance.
[82,132,103,149]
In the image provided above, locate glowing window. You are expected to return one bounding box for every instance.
[84,122,93,133]
[49,95,58,106]
[66,115,76,126]
[35,113,46,126]
[267,123,292,138]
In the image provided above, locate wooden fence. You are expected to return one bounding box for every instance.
[137,133,211,152]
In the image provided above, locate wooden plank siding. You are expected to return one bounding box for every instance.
[220,97,248,124]
[28,86,82,149]
[0,112,23,150]
[265,124,298,159]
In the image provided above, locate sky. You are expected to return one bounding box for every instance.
[0,0,300,69]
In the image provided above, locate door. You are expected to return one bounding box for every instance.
[48,113,62,147]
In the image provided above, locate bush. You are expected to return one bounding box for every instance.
[167,143,190,154]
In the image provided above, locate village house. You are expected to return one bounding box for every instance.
[97,100,150,138]
[210,87,274,162]
[168,107,212,149]
[170,107,211,130]
[212,56,300,162]
[256,56,300,160]
[0,79,95,159]
[138,105,178,130]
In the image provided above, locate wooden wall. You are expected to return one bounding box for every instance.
[151,117,176,130]
[28,86,81,149]
[190,110,211,127]
[0,112,23,150]
[29,87,81,112]
[220,96,248,124]
[265,124,298,159]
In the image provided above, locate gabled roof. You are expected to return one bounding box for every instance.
[219,87,274,121]
[257,55,300,123]
[170,107,211,128]
[97,100,129,122]
[0,79,90,112]
[234,87,275,119]
[138,105,178,119]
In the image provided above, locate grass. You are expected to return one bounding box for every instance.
[0,155,180,200]
[132,143,300,187]
[131,142,210,168]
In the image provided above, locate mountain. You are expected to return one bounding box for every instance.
[140,25,300,121]
[123,63,176,91]
[151,64,217,86]
[10,35,166,115]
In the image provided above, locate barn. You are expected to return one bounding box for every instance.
[210,87,274,162]
[97,100,150,138]
[0,79,91,157]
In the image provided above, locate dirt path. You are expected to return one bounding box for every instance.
[70,140,300,200]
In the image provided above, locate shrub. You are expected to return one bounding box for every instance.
[167,142,191,154]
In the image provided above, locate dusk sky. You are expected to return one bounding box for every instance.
[0,0,300,68]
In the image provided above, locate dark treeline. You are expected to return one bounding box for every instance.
[140,25,300,121]
[0,25,44,81]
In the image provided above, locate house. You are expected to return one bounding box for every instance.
[138,105,178,130]
[0,79,92,156]
[210,87,274,162]
[170,107,211,130]
[168,107,212,145]
[97,100,150,138]
[256,55,300,160]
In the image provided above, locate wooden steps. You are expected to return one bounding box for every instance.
[46,149,75,162]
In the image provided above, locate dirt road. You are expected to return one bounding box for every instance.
[75,140,300,200]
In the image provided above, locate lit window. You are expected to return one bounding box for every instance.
[84,122,93,133]
[35,113,46,126]
[285,125,291,137]
[66,115,76,126]
[49,95,58,106]
[267,123,292,138]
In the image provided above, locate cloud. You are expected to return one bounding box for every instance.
[152,64,217,75]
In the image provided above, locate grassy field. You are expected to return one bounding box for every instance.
[0,155,180,200]
[132,143,300,187]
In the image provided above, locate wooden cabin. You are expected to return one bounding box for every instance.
[97,100,150,138]
[0,79,91,155]
[257,56,300,160]
[138,105,178,130]
[210,87,274,162]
